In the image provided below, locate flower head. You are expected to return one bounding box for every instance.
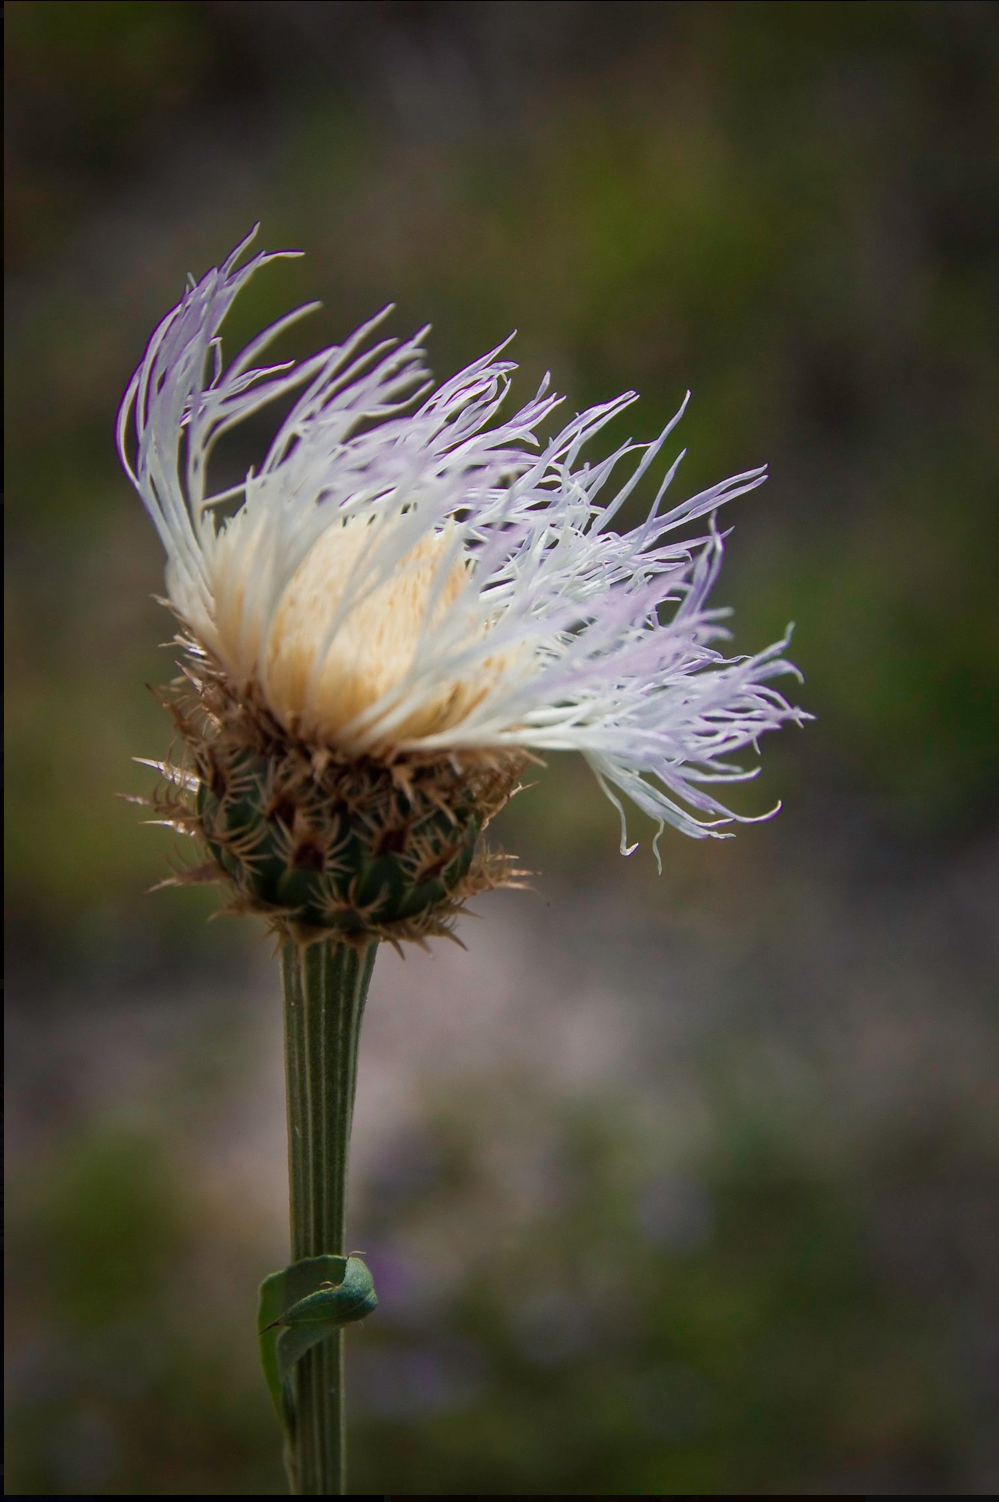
[119,230,804,942]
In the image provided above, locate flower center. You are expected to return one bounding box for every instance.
[212,512,498,754]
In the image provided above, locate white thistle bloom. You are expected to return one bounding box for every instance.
[119,230,803,934]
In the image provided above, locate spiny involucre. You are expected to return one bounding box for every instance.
[118,229,805,944]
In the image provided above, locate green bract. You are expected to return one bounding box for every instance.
[196,747,483,935]
[144,660,525,945]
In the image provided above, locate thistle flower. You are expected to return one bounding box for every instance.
[118,228,803,946]
[118,230,807,1495]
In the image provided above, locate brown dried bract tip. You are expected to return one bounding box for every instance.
[138,639,531,948]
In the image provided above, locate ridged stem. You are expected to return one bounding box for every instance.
[281,939,378,1496]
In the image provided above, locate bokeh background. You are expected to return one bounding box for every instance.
[6,2,998,1494]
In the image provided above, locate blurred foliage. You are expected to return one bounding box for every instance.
[8,1072,993,1495]
[5,1,998,1495]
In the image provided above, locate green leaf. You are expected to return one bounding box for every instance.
[257,1254,377,1442]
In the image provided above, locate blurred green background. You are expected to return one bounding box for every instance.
[6,2,998,1494]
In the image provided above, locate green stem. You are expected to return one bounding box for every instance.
[281,938,377,1496]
